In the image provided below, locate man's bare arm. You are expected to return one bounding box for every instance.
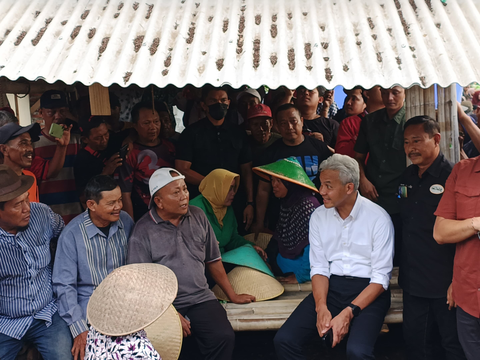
[175,159,204,186]
[434,216,480,244]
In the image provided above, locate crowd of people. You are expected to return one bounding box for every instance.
[0,82,479,360]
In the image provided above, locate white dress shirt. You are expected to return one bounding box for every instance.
[309,193,394,290]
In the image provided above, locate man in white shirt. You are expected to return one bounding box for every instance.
[274,154,394,360]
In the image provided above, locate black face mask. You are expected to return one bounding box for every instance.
[207,103,229,121]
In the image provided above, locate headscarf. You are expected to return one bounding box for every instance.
[273,180,320,259]
[199,169,240,228]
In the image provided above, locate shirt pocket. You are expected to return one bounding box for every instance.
[349,234,373,260]
[455,185,480,219]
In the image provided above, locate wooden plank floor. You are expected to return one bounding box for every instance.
[222,268,403,331]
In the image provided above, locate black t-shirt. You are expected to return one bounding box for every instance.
[256,136,331,184]
[177,117,252,197]
[97,224,111,237]
[399,153,455,298]
[255,136,331,230]
[302,116,339,148]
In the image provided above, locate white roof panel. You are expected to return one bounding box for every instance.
[0,0,479,89]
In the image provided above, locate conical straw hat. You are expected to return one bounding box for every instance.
[87,263,178,336]
[222,244,273,276]
[244,233,273,250]
[213,266,284,302]
[145,304,183,360]
[253,157,319,193]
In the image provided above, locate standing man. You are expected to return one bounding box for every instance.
[53,175,134,360]
[236,88,262,125]
[176,85,255,232]
[0,165,73,360]
[246,104,281,162]
[0,122,41,202]
[117,101,175,221]
[354,85,406,261]
[30,90,82,224]
[274,154,394,359]
[400,116,465,359]
[434,150,480,359]
[127,168,255,360]
[295,86,339,150]
[253,103,331,233]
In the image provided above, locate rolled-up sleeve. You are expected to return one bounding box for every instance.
[309,209,330,279]
[370,215,394,290]
[52,229,87,338]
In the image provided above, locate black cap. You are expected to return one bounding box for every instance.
[40,90,68,109]
[0,122,41,144]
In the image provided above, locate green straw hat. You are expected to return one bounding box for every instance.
[222,244,274,277]
[253,157,319,193]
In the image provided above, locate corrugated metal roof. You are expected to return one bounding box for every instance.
[0,0,479,89]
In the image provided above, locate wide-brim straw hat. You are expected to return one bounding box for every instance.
[222,244,274,276]
[213,266,284,302]
[253,157,319,193]
[87,263,178,336]
[145,304,183,360]
[244,233,272,250]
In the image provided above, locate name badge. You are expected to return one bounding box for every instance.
[430,184,444,194]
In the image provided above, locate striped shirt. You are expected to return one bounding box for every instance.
[52,210,134,338]
[0,203,64,340]
[30,132,83,224]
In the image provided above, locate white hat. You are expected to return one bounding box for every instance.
[236,88,262,102]
[149,167,185,209]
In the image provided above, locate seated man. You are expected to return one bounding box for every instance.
[53,175,134,360]
[127,167,255,360]
[274,154,394,360]
[0,165,72,360]
[0,122,42,202]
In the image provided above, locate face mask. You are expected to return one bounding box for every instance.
[207,103,229,121]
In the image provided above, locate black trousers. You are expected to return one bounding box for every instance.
[274,275,391,360]
[403,291,466,360]
[456,306,480,360]
[177,300,235,360]
[390,213,402,266]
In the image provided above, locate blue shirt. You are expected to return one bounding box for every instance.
[52,210,134,338]
[0,202,64,340]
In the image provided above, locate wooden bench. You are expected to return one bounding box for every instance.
[221,268,402,331]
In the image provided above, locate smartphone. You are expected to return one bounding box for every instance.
[118,144,129,161]
[322,328,333,348]
[49,123,64,138]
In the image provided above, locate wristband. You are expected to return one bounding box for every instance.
[246,201,255,207]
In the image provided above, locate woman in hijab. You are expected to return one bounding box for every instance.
[190,169,266,258]
[253,157,320,284]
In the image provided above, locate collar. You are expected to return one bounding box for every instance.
[333,192,362,220]
[83,210,123,239]
[84,146,102,158]
[423,152,446,178]
[202,117,228,130]
[149,207,191,225]
[380,105,405,124]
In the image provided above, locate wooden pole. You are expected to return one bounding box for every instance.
[88,83,111,116]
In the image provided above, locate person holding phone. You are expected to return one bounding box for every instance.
[30,90,83,224]
[74,117,124,208]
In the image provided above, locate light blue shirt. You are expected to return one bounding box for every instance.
[0,203,64,340]
[52,210,134,338]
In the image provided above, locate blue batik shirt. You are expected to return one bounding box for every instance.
[0,202,64,340]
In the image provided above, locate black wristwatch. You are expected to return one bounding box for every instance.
[347,303,361,317]
[246,201,255,207]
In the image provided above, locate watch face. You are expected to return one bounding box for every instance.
[350,304,361,317]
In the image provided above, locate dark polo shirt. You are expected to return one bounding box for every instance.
[399,153,455,298]
[354,106,406,215]
[127,206,221,309]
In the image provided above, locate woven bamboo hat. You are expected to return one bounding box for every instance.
[145,304,183,360]
[222,244,274,276]
[87,263,178,337]
[253,157,319,193]
[213,266,284,302]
